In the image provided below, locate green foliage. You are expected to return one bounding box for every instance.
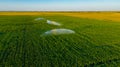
[0,15,120,67]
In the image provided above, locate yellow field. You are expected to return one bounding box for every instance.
[0,12,120,22]
[61,12,120,22]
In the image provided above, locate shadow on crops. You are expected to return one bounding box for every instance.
[0,32,4,35]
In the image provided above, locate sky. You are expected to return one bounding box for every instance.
[0,0,120,11]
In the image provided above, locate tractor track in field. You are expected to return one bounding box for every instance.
[0,32,14,64]
[0,22,41,27]
[0,28,24,66]
[85,58,120,67]
[12,35,21,64]
[21,25,27,67]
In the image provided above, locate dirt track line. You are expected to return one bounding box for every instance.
[21,25,27,67]
[84,58,120,67]
[0,32,13,64]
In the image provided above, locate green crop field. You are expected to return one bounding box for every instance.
[0,15,120,67]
